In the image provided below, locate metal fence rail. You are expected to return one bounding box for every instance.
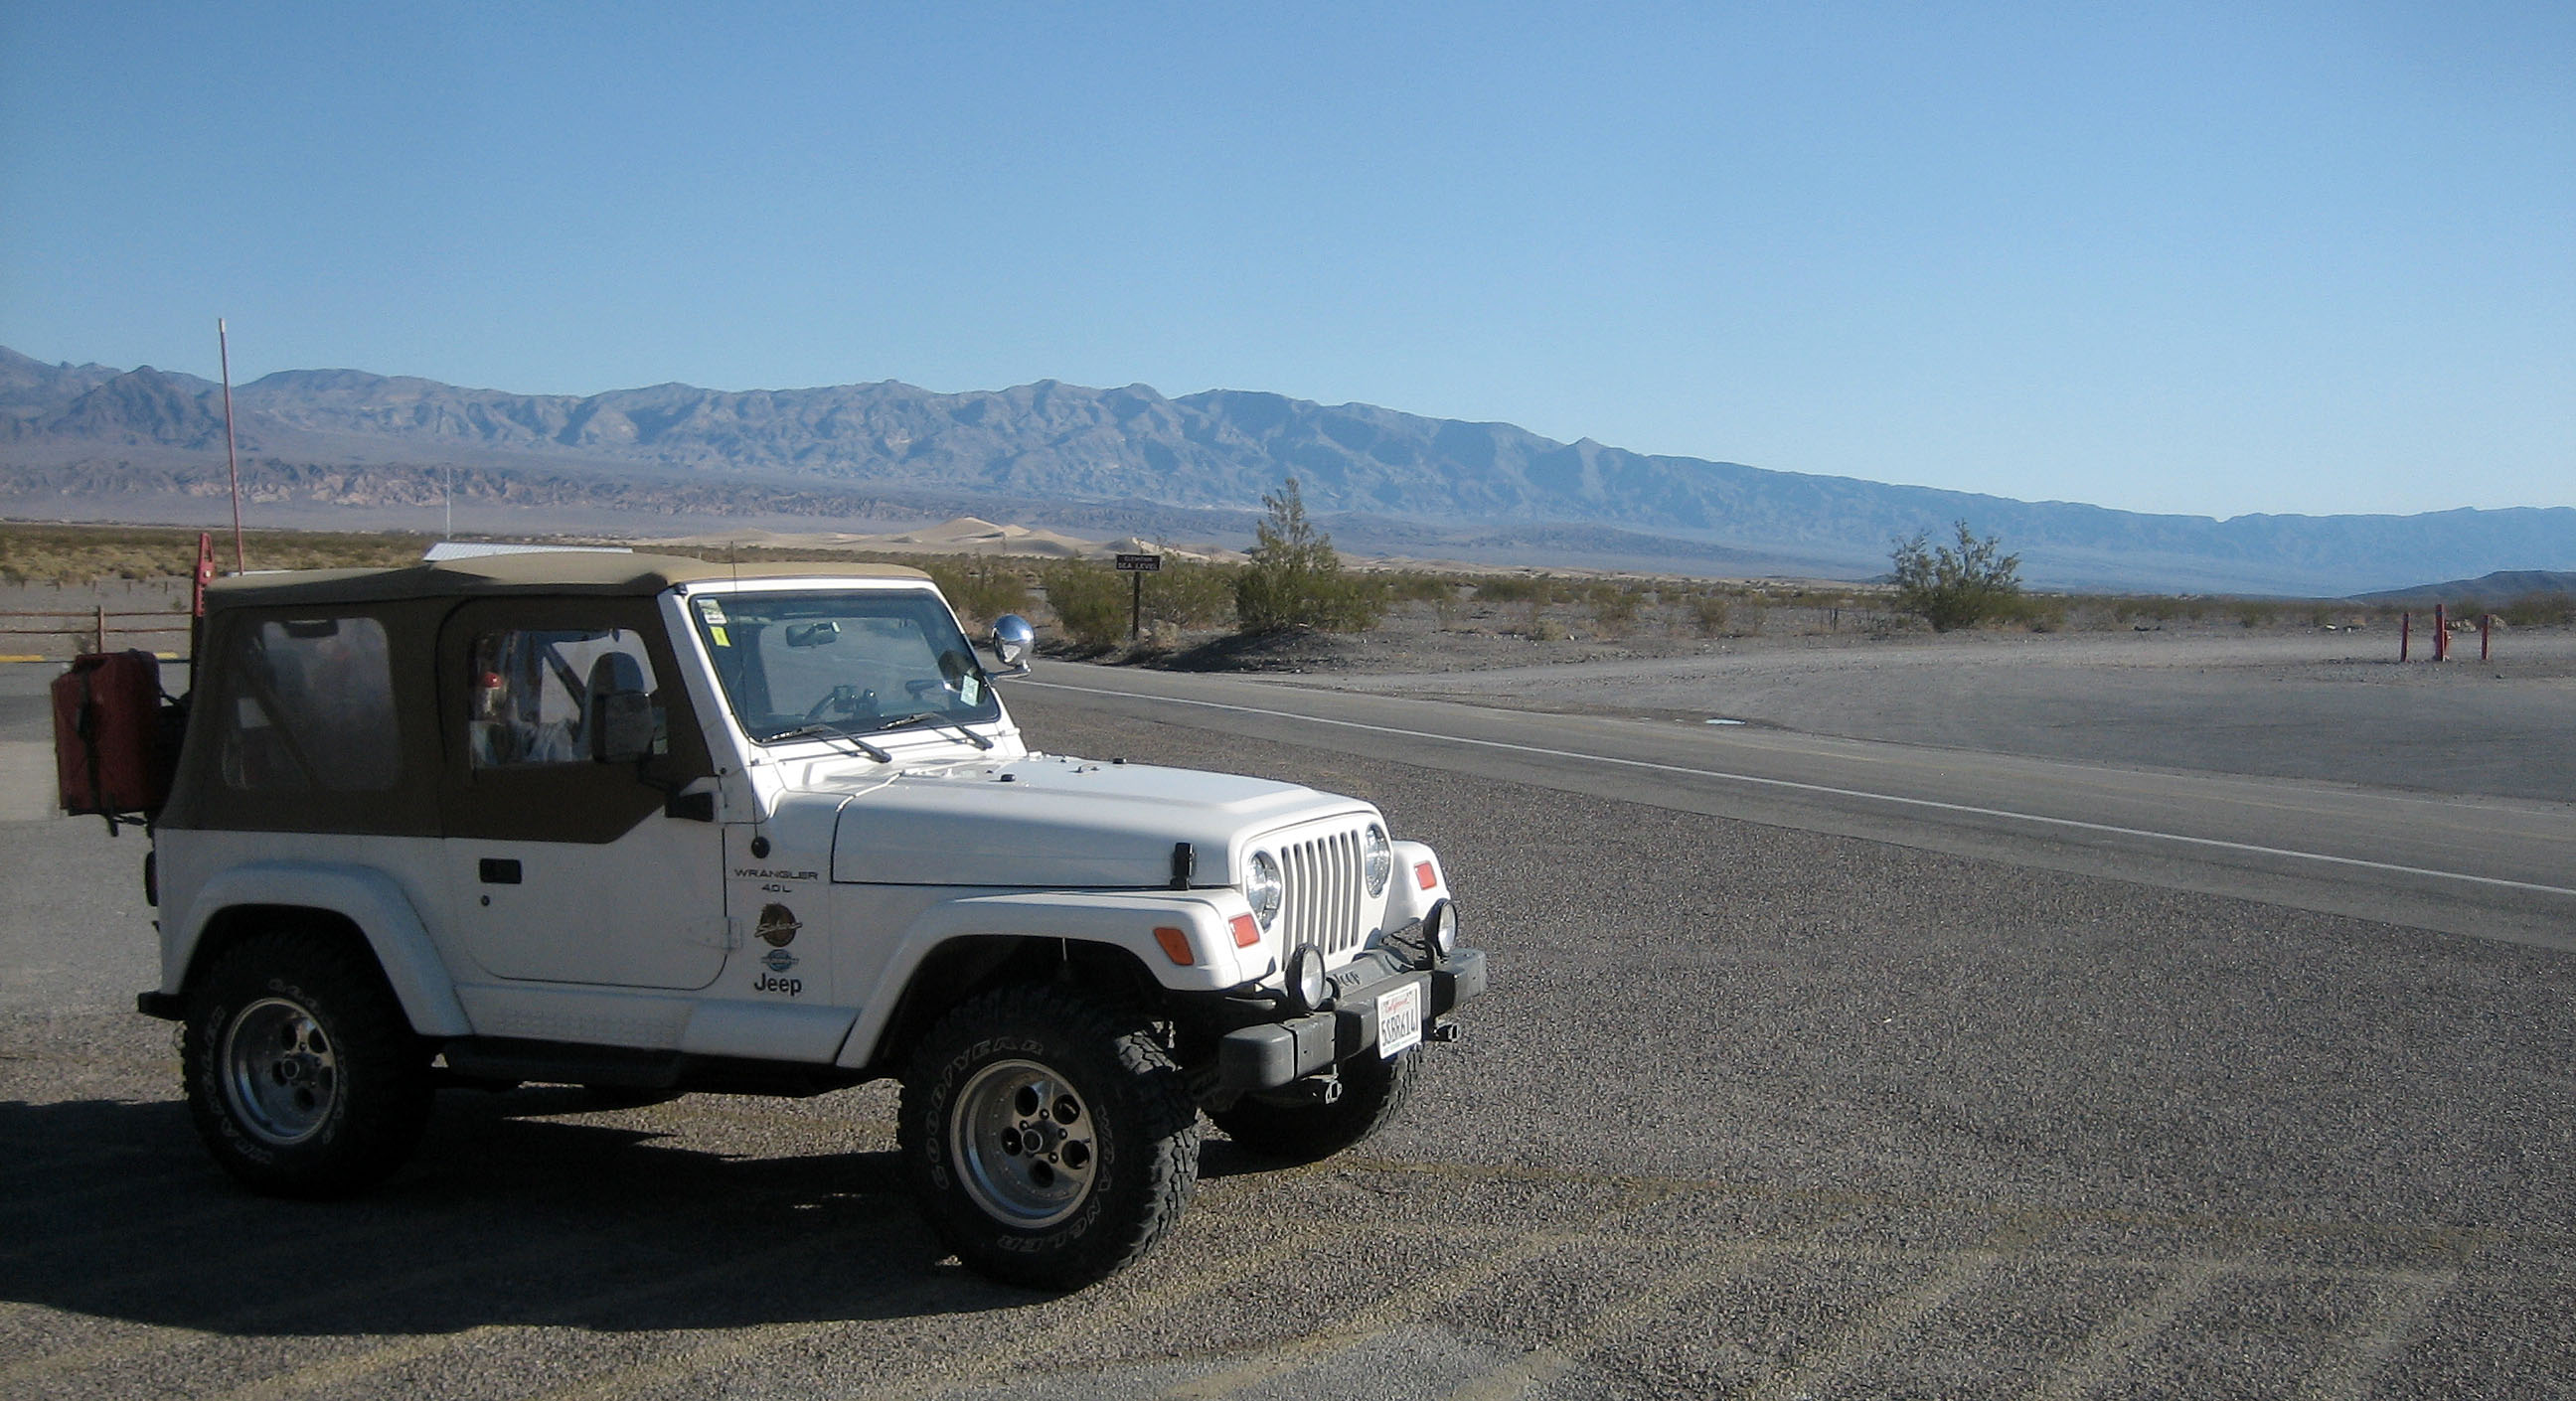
[0,607,193,655]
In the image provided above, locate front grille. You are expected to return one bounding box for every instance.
[1277,823,1368,961]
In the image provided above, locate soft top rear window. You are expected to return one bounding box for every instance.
[217,616,399,792]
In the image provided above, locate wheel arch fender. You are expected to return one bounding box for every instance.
[838,890,1249,1071]
[175,863,472,1037]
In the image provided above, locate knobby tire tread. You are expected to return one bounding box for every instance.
[184,928,432,1198]
[899,981,1200,1290]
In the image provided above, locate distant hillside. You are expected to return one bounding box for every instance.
[3,345,2568,594]
[2353,570,2576,606]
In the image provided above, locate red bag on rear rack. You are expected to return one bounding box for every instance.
[52,650,181,829]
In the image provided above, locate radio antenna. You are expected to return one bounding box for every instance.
[218,318,244,570]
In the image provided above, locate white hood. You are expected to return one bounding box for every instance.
[824,753,1371,887]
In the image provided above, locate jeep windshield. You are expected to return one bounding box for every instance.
[689,589,1001,744]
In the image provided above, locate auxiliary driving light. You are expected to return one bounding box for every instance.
[1423,898,1458,963]
[1286,944,1328,1013]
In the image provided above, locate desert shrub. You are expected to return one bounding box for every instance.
[1998,593,2067,632]
[919,559,1031,629]
[2499,591,2576,627]
[1378,571,1463,626]
[0,523,431,581]
[1689,594,1731,636]
[1040,560,1129,648]
[1889,522,2023,632]
[1473,575,1556,605]
[1144,560,1237,629]
[1586,583,1642,637]
[1381,572,1457,605]
[1234,478,1383,632]
[2233,600,2278,629]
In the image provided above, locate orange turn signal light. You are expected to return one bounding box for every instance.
[1152,926,1195,966]
[1414,860,1438,890]
[1229,914,1260,947]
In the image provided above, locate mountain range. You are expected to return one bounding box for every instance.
[4,345,2568,595]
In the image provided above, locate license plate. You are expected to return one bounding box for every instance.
[1377,981,1423,1057]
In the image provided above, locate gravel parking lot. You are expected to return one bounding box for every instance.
[1,664,2570,1399]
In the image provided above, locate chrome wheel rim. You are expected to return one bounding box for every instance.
[221,997,340,1146]
[949,1059,1097,1228]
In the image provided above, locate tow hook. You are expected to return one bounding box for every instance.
[1426,1020,1463,1044]
[1284,1073,1345,1106]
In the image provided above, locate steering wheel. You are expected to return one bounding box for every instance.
[803,685,878,721]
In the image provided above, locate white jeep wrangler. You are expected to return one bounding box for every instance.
[126,551,1484,1289]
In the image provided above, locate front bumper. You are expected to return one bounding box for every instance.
[1214,945,1487,1094]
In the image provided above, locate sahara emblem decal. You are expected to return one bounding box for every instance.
[754,903,802,947]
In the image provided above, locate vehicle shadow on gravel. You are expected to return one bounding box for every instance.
[0,1092,1086,1335]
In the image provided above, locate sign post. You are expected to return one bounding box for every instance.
[1115,552,1163,641]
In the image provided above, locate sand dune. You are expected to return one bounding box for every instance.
[648,518,1240,564]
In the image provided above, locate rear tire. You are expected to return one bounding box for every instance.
[898,983,1200,1290]
[1211,1046,1421,1164]
[183,929,432,1198]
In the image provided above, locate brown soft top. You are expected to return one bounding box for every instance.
[202,551,931,610]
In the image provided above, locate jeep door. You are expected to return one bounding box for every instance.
[435,598,726,990]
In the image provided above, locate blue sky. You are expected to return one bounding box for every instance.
[3,2,2568,519]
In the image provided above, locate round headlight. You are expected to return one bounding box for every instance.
[1286,943,1327,1013]
[1424,898,1458,960]
[1362,824,1392,897]
[1246,851,1284,932]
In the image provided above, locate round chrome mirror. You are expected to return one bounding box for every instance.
[989,615,1035,671]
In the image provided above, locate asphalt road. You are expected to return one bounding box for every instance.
[1019,666,2576,955]
[2,660,2571,1398]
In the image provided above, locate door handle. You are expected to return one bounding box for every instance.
[478,858,522,884]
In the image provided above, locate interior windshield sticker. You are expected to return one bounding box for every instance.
[695,597,727,626]
[960,675,982,705]
[708,625,730,647]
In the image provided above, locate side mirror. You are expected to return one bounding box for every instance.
[590,688,658,764]
[987,615,1035,677]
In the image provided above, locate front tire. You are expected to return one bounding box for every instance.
[183,929,432,1198]
[1211,1046,1421,1164]
[898,983,1200,1290]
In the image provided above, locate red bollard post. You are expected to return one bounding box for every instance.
[2434,603,2450,662]
[2400,612,2410,662]
[191,532,216,618]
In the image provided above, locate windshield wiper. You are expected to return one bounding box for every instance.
[760,722,892,762]
[873,711,995,751]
